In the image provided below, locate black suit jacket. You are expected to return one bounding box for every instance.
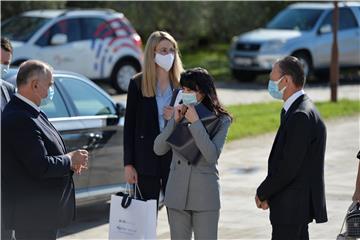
[1,79,16,111]
[1,96,75,230]
[123,73,172,176]
[257,94,327,225]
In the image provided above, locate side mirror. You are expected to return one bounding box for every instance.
[50,33,68,45]
[115,102,126,117]
[318,24,332,35]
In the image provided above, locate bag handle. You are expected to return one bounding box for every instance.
[338,201,360,234]
[134,183,144,200]
[338,215,346,235]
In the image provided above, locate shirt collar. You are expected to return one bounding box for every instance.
[283,89,305,112]
[15,93,41,112]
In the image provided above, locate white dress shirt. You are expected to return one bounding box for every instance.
[283,89,305,112]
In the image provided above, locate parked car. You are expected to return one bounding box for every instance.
[4,69,127,206]
[1,9,143,93]
[229,2,360,81]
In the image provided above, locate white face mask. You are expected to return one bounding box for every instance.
[0,64,10,79]
[155,53,174,72]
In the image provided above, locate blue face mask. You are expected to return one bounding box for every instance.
[268,76,286,100]
[182,92,198,105]
[40,86,55,106]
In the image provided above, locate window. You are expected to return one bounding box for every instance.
[1,16,50,42]
[266,8,324,31]
[80,18,116,40]
[36,18,81,46]
[59,77,116,116]
[40,84,70,118]
[319,8,358,33]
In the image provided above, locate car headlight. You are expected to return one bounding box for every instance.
[260,40,286,52]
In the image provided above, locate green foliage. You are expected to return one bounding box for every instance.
[181,44,230,82]
[227,100,360,141]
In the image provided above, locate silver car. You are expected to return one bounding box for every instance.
[229,2,360,81]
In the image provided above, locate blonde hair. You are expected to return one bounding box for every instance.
[142,31,184,97]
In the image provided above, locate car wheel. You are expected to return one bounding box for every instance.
[232,69,257,82]
[292,52,313,79]
[111,60,140,93]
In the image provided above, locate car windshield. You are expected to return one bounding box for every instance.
[266,8,324,31]
[1,16,51,42]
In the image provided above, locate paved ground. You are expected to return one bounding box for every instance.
[59,115,360,240]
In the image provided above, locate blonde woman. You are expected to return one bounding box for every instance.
[123,31,184,203]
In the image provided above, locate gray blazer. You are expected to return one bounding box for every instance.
[154,116,231,211]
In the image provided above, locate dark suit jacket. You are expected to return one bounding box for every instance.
[1,96,75,230]
[123,73,172,176]
[257,94,327,225]
[1,79,16,111]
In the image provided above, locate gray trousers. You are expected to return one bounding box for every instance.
[167,208,219,240]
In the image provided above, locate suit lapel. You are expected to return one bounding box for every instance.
[151,96,160,134]
[13,97,67,153]
[282,94,307,126]
[38,113,67,153]
[268,94,307,163]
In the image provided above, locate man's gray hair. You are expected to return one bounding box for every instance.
[17,60,53,87]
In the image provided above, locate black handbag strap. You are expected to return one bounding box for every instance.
[170,88,181,107]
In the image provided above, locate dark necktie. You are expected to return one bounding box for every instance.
[280,108,286,125]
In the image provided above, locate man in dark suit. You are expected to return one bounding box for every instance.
[1,37,16,111]
[255,56,327,240]
[2,60,89,240]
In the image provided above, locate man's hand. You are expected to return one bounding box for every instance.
[67,149,89,174]
[255,195,269,210]
[125,165,138,184]
[260,200,269,210]
[255,195,262,208]
[163,106,174,121]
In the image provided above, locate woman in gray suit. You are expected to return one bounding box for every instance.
[154,67,232,239]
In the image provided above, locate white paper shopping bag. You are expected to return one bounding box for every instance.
[109,194,157,240]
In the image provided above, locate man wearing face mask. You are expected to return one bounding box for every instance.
[2,60,89,240]
[255,56,327,240]
[1,37,16,112]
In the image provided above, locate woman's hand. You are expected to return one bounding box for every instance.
[163,106,174,121]
[124,165,138,184]
[184,105,199,123]
[174,104,186,123]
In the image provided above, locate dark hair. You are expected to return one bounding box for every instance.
[277,56,305,87]
[180,67,232,121]
[1,37,13,53]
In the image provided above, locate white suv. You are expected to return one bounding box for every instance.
[1,9,143,93]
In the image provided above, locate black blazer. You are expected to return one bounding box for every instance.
[257,94,327,225]
[123,73,172,176]
[1,96,75,230]
[1,79,16,111]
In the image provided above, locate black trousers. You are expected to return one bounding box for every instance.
[272,224,309,240]
[136,173,169,203]
[14,229,58,240]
